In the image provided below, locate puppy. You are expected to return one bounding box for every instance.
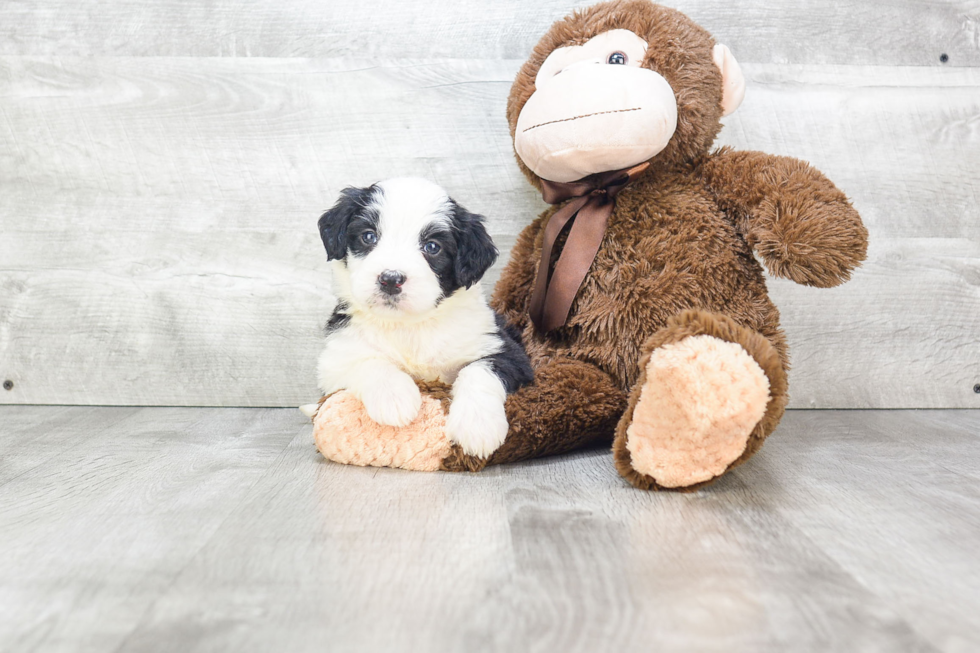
[311,178,533,458]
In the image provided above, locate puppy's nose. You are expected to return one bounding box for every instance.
[378,270,406,295]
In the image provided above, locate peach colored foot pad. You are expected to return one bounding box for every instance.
[626,335,770,488]
[313,392,451,472]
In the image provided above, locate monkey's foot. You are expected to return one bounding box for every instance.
[615,334,771,489]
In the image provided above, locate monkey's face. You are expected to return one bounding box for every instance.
[515,29,677,183]
[509,3,745,184]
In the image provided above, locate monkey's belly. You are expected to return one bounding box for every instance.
[563,252,767,389]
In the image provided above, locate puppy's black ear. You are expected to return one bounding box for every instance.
[451,201,498,288]
[318,186,372,261]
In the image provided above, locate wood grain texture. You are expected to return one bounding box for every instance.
[0,406,978,651]
[0,0,978,66]
[737,409,980,652]
[1,58,977,407]
[0,407,297,652]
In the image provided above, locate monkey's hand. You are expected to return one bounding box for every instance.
[699,147,868,288]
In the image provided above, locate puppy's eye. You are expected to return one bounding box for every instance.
[361,231,378,245]
[423,241,441,256]
[607,52,627,65]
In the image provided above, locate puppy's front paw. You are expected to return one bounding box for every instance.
[446,393,508,459]
[360,374,422,427]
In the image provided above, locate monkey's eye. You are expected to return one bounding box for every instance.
[361,231,378,245]
[423,241,441,256]
[607,52,628,65]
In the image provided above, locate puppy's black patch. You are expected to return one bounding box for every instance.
[324,301,352,336]
[421,200,498,298]
[346,209,382,259]
[318,185,381,261]
[450,200,498,289]
[419,222,459,298]
[484,313,534,393]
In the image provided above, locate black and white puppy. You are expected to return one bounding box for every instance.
[312,178,533,458]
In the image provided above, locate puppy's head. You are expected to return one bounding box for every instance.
[318,178,498,317]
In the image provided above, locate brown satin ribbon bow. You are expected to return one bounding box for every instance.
[528,162,649,333]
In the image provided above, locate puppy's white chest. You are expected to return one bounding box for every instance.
[362,307,498,383]
[382,333,474,383]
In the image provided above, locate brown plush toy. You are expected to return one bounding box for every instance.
[312,0,867,490]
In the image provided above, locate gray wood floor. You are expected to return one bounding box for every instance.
[1,408,978,652]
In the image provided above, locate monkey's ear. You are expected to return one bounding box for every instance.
[318,186,371,261]
[712,44,745,116]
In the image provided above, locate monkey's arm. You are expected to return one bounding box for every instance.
[697,147,868,287]
[489,214,548,328]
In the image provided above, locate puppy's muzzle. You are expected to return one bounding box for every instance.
[378,270,406,296]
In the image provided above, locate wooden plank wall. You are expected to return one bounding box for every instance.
[0,1,978,408]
